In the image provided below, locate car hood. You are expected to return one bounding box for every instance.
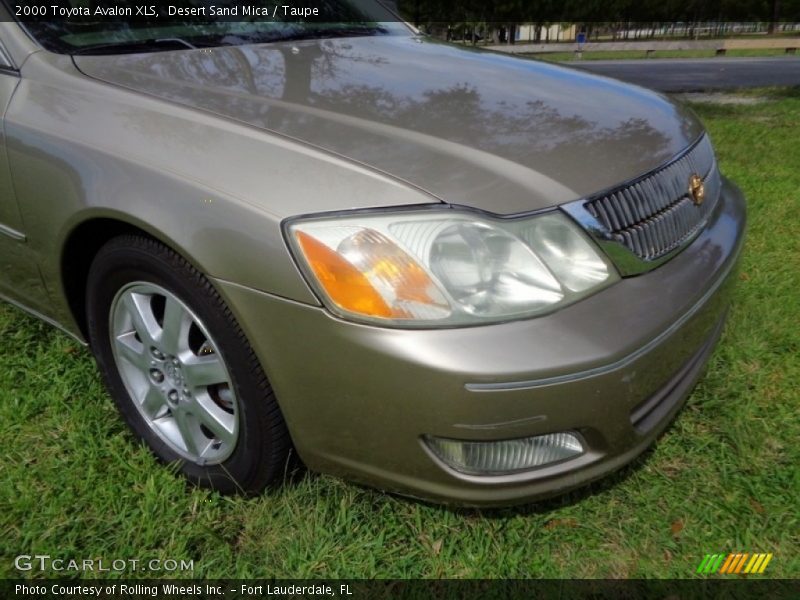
[75,35,704,214]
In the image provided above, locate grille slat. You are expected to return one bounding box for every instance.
[604,197,622,230]
[622,188,639,223]
[583,135,720,262]
[644,179,661,213]
[616,192,634,228]
[595,201,611,230]
[666,208,679,246]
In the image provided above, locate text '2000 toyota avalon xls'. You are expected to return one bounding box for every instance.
[0,2,745,505]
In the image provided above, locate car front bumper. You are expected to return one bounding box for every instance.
[214,177,746,506]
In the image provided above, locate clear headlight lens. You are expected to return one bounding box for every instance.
[287,209,618,327]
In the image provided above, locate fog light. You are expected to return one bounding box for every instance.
[425,432,584,475]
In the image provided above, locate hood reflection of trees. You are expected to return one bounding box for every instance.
[84,37,684,198]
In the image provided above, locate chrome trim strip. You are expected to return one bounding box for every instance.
[0,222,26,241]
[464,236,738,393]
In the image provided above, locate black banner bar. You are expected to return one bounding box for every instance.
[4,579,800,600]
[5,0,800,23]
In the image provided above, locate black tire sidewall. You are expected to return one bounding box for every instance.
[86,236,286,494]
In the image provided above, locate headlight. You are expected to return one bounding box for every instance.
[286,209,618,327]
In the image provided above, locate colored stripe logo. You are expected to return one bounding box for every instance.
[697,553,773,574]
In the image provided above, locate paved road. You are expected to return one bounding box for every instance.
[569,57,800,92]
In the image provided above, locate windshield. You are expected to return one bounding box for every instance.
[14,0,408,54]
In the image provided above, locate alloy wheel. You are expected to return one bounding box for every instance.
[109,282,239,465]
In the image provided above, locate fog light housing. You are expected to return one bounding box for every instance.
[425,432,584,475]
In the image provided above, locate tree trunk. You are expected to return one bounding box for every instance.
[768,0,781,34]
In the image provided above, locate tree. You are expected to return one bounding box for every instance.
[769,0,782,33]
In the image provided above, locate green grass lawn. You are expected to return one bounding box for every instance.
[529,48,798,61]
[1,89,798,580]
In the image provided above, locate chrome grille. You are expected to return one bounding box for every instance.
[583,135,720,262]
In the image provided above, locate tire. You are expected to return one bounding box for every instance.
[86,234,292,494]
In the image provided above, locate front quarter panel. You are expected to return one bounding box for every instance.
[5,52,435,333]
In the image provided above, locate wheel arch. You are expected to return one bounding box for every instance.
[59,214,200,341]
